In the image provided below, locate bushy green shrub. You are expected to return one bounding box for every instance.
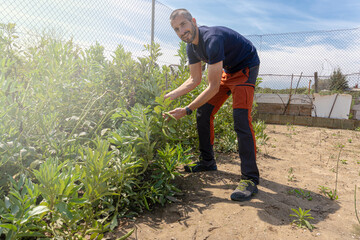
[0,23,268,239]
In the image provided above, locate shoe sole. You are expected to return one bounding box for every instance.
[184,167,217,173]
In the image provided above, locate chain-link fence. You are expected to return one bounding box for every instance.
[1,0,359,90]
[248,28,360,90]
[0,0,178,65]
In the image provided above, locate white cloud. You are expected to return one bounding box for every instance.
[3,0,359,90]
[186,0,360,34]
[107,0,153,31]
[261,43,360,75]
[116,34,148,47]
[258,40,360,89]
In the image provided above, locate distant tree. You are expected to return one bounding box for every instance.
[314,78,331,91]
[330,68,349,92]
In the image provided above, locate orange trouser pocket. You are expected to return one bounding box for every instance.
[232,85,254,109]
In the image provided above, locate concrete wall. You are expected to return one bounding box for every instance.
[254,93,360,129]
[255,113,360,130]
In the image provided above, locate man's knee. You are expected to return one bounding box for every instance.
[196,103,215,122]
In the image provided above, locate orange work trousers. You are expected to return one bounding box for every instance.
[196,65,260,184]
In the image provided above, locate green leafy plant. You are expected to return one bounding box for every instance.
[288,188,312,201]
[1,25,183,239]
[0,22,277,239]
[290,207,315,230]
[287,167,295,182]
[109,102,192,213]
[253,120,269,146]
[0,174,49,239]
[32,157,88,238]
[318,185,338,200]
[286,123,296,132]
[320,143,343,201]
[214,100,237,152]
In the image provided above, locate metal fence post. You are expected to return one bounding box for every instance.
[314,72,318,93]
[151,0,155,45]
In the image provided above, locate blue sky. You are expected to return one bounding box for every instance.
[160,0,360,88]
[159,0,360,35]
[1,0,359,88]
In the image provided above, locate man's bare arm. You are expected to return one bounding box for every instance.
[164,62,202,100]
[166,61,223,120]
[187,61,223,111]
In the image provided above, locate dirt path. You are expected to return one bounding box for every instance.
[110,124,360,240]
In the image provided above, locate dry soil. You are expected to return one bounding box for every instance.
[110,124,360,240]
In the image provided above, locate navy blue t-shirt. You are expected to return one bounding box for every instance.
[186,26,260,74]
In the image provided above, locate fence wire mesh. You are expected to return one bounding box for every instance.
[1,0,359,91]
[247,28,360,90]
[0,0,178,64]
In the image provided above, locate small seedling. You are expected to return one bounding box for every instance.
[348,138,352,143]
[287,167,295,182]
[318,185,327,193]
[326,154,335,165]
[341,159,348,164]
[285,123,297,137]
[286,123,296,132]
[290,207,315,230]
[319,185,338,200]
[288,188,312,201]
[327,190,338,200]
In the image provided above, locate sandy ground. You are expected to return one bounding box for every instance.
[110,124,360,240]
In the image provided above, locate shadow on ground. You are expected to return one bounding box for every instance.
[112,152,340,238]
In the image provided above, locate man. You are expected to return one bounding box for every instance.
[165,8,260,202]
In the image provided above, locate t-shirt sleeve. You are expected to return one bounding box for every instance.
[206,35,225,64]
[186,44,200,65]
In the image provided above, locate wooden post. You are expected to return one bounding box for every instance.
[314,72,318,93]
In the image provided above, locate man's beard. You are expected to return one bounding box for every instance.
[181,23,197,43]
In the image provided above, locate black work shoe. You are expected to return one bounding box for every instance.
[184,161,217,173]
[230,180,258,201]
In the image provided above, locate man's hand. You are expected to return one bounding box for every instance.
[163,107,186,121]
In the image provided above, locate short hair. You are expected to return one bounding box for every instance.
[169,8,193,21]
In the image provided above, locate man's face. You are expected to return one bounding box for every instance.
[170,15,197,44]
